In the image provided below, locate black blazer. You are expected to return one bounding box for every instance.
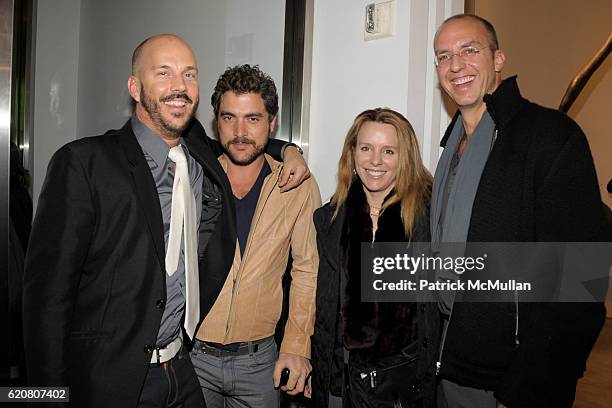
[23,119,236,408]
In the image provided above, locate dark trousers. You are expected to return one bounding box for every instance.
[138,348,206,408]
[190,337,279,408]
[437,379,497,408]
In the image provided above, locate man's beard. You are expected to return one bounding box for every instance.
[222,136,269,166]
[140,84,198,137]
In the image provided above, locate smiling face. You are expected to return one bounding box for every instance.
[217,91,276,166]
[434,18,505,119]
[353,121,399,204]
[128,35,199,143]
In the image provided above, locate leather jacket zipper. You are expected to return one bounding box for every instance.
[360,354,419,388]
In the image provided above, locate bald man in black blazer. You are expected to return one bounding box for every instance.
[23,34,307,408]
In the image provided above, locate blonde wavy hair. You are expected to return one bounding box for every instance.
[331,108,432,237]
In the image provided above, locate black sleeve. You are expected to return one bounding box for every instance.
[23,145,95,388]
[495,126,609,407]
[266,139,297,161]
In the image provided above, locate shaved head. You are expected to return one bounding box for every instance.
[131,34,193,76]
[435,14,499,51]
[127,33,199,143]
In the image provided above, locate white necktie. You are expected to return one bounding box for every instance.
[166,145,200,339]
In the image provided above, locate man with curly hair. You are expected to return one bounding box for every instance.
[190,65,321,407]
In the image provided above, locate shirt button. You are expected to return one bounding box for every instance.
[420,304,426,314]
[422,338,428,348]
[144,344,154,354]
[156,299,166,309]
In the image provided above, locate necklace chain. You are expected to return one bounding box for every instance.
[369,205,382,216]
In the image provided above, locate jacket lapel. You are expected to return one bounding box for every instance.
[117,121,166,273]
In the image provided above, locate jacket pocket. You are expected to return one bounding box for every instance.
[349,354,423,408]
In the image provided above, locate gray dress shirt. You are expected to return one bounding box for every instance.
[132,116,203,347]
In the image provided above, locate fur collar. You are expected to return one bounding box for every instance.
[340,182,418,363]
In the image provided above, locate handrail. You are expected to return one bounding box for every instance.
[558,33,611,113]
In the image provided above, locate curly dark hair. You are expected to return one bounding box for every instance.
[211,64,278,120]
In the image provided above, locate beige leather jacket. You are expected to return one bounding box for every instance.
[196,154,321,358]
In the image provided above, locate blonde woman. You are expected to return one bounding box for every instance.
[308,108,439,407]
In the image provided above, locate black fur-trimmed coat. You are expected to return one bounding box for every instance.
[341,185,418,364]
[311,183,439,407]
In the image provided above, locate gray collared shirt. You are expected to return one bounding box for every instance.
[132,116,203,347]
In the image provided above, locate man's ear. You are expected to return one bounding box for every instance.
[493,49,506,73]
[127,76,141,103]
[212,117,220,139]
[269,115,278,133]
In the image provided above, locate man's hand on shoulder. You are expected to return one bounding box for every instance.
[279,146,310,193]
[273,352,312,396]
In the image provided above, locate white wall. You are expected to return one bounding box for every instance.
[32,0,285,208]
[307,0,463,202]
